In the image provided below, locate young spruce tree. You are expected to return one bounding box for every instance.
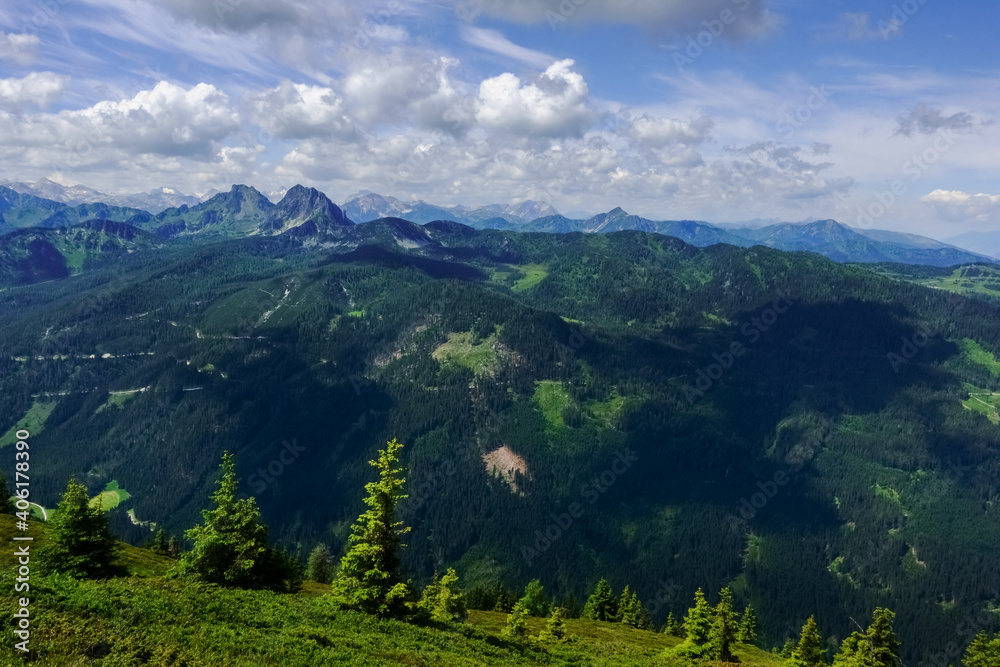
[333,438,412,618]
[708,586,739,662]
[539,606,567,642]
[418,568,467,623]
[791,616,827,667]
[684,588,714,649]
[833,608,900,667]
[583,578,617,621]
[520,579,551,617]
[41,478,119,579]
[178,452,270,588]
[963,631,1000,667]
[502,598,530,640]
[738,604,758,645]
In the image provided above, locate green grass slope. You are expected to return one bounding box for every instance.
[0,515,785,666]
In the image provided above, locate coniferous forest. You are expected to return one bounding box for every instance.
[0,217,999,664]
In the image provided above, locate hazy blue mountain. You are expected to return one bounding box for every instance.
[0,186,149,233]
[854,227,958,250]
[945,231,1000,259]
[341,190,559,227]
[733,219,991,266]
[525,208,750,246]
[0,178,200,212]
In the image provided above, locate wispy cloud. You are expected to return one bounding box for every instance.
[460,27,554,69]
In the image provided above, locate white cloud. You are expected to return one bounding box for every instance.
[460,26,554,68]
[0,32,40,65]
[0,72,70,108]
[466,0,779,40]
[0,81,241,169]
[922,190,1000,222]
[248,81,354,140]
[629,115,714,148]
[343,54,473,134]
[475,59,593,137]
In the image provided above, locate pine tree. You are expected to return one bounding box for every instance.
[708,586,738,662]
[964,632,1000,667]
[149,528,168,555]
[618,585,637,625]
[306,543,333,584]
[40,478,119,579]
[865,608,901,667]
[332,438,412,618]
[539,606,567,642]
[683,588,714,647]
[791,616,826,667]
[178,452,270,588]
[583,578,617,621]
[665,612,683,636]
[738,605,758,645]
[782,638,797,659]
[501,599,529,640]
[418,568,467,623]
[833,609,900,667]
[520,579,551,617]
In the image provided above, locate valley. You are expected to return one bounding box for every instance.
[0,209,998,663]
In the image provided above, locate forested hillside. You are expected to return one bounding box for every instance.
[1,219,999,662]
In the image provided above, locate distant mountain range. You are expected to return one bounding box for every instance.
[341,190,560,228]
[0,181,994,268]
[0,178,201,212]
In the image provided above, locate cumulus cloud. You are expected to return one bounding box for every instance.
[466,0,779,40]
[0,32,40,65]
[475,59,593,137]
[248,81,354,140]
[0,81,240,162]
[0,72,70,108]
[895,103,984,137]
[629,115,714,148]
[343,55,473,134]
[922,190,1000,222]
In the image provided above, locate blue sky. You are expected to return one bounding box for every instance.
[0,0,997,238]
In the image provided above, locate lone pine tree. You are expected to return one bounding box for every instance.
[791,616,827,667]
[333,438,412,618]
[178,452,270,587]
[41,478,119,579]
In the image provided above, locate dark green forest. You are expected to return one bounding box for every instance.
[1,218,999,662]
